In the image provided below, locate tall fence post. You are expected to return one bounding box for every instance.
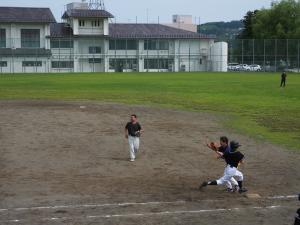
[242,39,244,65]
[275,39,277,73]
[297,39,300,73]
[263,39,266,72]
[252,39,255,65]
[286,39,289,71]
[188,39,191,72]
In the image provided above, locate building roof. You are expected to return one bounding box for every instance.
[0,7,56,23]
[109,24,215,39]
[49,23,215,39]
[50,23,73,38]
[62,9,114,19]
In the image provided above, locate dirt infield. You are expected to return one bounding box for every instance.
[0,100,299,225]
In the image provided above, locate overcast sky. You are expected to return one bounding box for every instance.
[1,0,273,24]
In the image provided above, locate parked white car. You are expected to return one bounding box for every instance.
[228,63,240,71]
[249,64,262,71]
[238,64,251,71]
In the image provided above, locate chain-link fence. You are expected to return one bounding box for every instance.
[228,39,300,72]
[2,38,299,73]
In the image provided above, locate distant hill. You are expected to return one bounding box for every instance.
[197,20,243,41]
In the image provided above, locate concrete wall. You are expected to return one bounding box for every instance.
[0,23,50,49]
[0,57,51,73]
[163,23,197,33]
[0,34,227,73]
[71,18,108,35]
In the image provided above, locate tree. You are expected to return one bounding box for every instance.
[238,10,259,39]
[240,0,300,39]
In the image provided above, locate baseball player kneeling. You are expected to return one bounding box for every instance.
[199,141,247,193]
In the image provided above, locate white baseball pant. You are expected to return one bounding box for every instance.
[128,135,140,160]
[217,165,243,189]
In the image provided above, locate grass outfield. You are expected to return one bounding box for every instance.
[0,72,299,149]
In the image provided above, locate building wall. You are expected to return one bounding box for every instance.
[73,38,105,72]
[0,23,50,49]
[0,57,51,73]
[106,39,213,72]
[163,23,197,33]
[0,25,226,73]
[163,15,197,32]
[71,18,108,36]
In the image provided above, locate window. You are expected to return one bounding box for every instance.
[92,20,101,27]
[51,61,74,69]
[159,40,169,50]
[50,39,73,48]
[0,29,6,48]
[89,58,102,63]
[109,40,115,49]
[109,59,137,70]
[79,20,85,27]
[0,61,7,67]
[144,40,169,50]
[144,40,157,50]
[116,40,126,50]
[109,39,138,50]
[127,40,138,50]
[144,59,170,69]
[89,46,101,54]
[22,61,42,67]
[21,29,40,48]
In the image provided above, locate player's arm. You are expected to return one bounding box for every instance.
[139,123,143,132]
[238,155,245,168]
[137,124,143,135]
[214,150,224,158]
[239,155,245,164]
[125,124,129,139]
[206,142,220,151]
[206,142,223,158]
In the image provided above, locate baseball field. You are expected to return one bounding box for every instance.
[0,72,299,225]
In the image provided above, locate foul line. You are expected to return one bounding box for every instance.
[0,200,186,212]
[267,195,298,200]
[0,205,285,223]
[0,194,297,213]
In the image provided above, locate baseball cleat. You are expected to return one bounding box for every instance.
[199,181,208,190]
[130,159,135,162]
[226,188,234,192]
[233,185,239,192]
[238,188,248,193]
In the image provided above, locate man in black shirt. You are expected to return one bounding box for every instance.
[280,72,287,87]
[207,136,230,153]
[125,114,143,162]
[200,141,247,193]
[207,136,239,189]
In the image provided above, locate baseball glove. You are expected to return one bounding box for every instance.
[209,142,218,151]
[135,131,141,137]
